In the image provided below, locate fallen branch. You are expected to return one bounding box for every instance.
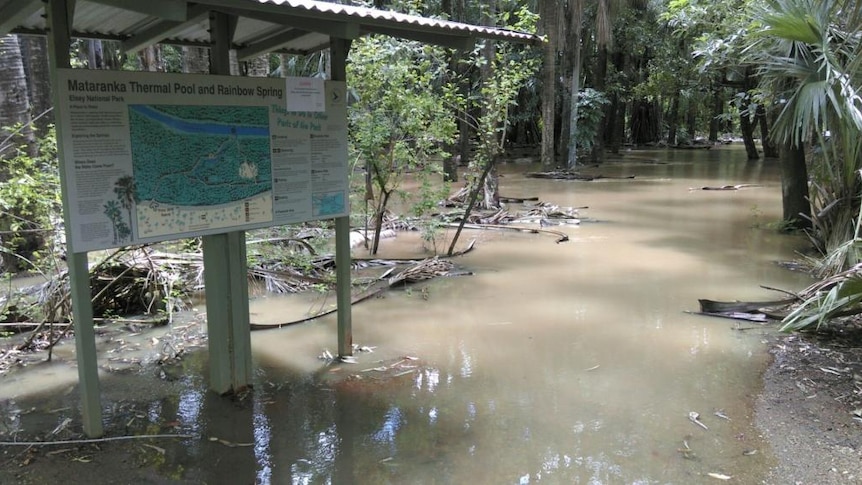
[689,184,762,191]
[443,222,569,243]
[526,171,635,181]
[0,433,195,446]
[249,285,387,330]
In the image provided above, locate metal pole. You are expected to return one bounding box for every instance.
[202,11,252,394]
[330,38,353,358]
[46,0,104,438]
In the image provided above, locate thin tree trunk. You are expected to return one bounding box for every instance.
[447,156,496,256]
[19,35,52,136]
[371,189,391,255]
[245,55,269,77]
[590,45,608,163]
[667,93,680,146]
[740,105,759,160]
[709,86,722,142]
[182,46,209,74]
[739,70,759,159]
[606,51,625,154]
[0,34,37,271]
[779,141,812,229]
[0,35,34,156]
[565,0,583,169]
[442,59,459,182]
[685,96,697,140]
[757,104,778,157]
[540,0,557,169]
[480,0,499,210]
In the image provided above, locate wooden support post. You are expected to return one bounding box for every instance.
[46,0,104,438]
[203,11,252,394]
[330,38,353,358]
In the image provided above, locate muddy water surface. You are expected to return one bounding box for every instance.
[1,147,815,484]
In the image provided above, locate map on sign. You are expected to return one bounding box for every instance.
[129,105,272,206]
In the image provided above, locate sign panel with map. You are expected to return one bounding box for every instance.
[56,69,348,252]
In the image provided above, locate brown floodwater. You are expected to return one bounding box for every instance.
[1,146,815,483]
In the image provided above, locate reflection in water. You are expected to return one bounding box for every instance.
[1,148,816,483]
[253,390,273,485]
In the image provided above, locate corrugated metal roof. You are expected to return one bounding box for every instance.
[3,0,540,56]
[251,0,536,41]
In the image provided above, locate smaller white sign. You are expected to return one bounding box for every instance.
[286,77,325,112]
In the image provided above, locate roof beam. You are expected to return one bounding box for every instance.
[87,0,188,22]
[122,4,210,53]
[236,28,310,60]
[362,26,474,51]
[212,5,360,41]
[0,0,44,37]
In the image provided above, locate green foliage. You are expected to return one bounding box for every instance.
[781,276,862,332]
[458,5,540,174]
[575,89,610,154]
[0,127,61,273]
[347,35,457,253]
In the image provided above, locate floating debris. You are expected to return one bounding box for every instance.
[714,409,731,421]
[318,349,334,361]
[678,439,696,460]
[207,436,254,448]
[707,472,732,480]
[688,411,709,430]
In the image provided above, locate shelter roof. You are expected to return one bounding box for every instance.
[2,0,540,59]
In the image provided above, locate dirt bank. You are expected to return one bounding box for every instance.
[756,329,862,484]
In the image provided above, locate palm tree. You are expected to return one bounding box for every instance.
[751,0,862,252]
[113,175,137,229]
[103,200,123,245]
[752,0,862,331]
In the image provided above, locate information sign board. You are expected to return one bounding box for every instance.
[57,69,348,252]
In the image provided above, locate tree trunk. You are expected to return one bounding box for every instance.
[371,189,391,255]
[18,35,52,135]
[606,51,625,154]
[443,53,459,182]
[757,104,778,158]
[540,0,558,169]
[244,55,269,77]
[631,100,660,145]
[779,141,811,229]
[0,34,37,271]
[565,0,583,169]
[182,46,210,74]
[140,45,163,72]
[739,103,759,160]
[0,35,34,156]
[739,70,759,159]
[451,0,471,172]
[590,45,608,163]
[708,86,722,142]
[479,1,499,210]
[667,93,680,145]
[685,96,697,140]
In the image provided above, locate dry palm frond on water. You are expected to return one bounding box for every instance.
[387,257,454,286]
